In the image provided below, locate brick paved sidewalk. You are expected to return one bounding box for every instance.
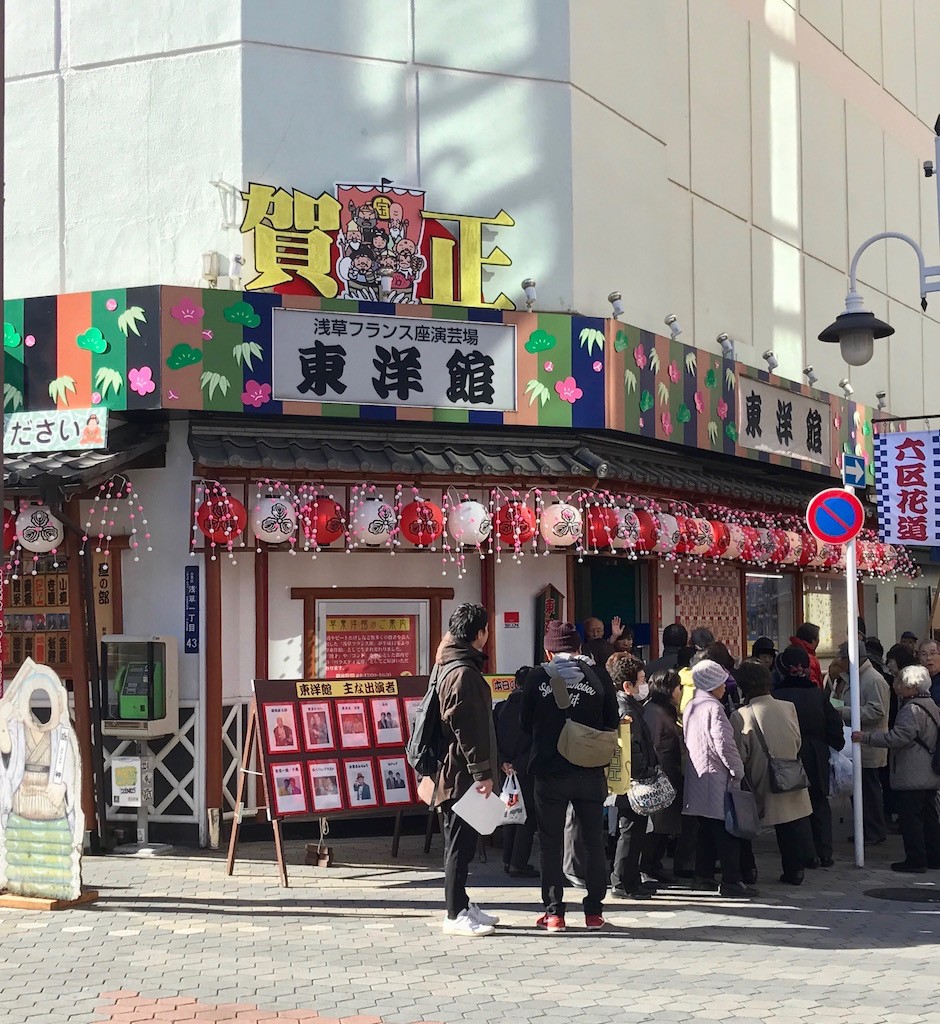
[0,824,937,1024]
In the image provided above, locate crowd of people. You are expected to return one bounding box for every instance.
[430,603,940,937]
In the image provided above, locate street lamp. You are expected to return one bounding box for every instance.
[818,116,940,365]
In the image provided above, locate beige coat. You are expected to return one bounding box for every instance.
[834,660,890,769]
[731,696,812,826]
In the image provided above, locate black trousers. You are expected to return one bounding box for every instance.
[441,801,480,919]
[862,767,887,843]
[674,813,699,873]
[808,786,833,860]
[775,815,815,879]
[695,816,743,886]
[502,770,537,870]
[611,804,649,890]
[641,832,670,873]
[536,771,608,917]
[895,789,940,867]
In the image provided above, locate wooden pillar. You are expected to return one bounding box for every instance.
[647,558,660,659]
[254,548,269,679]
[481,553,496,668]
[204,553,223,815]
[65,518,96,827]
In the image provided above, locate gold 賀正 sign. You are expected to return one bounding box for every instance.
[295,679,399,699]
[240,181,515,309]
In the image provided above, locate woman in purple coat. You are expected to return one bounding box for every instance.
[681,660,758,899]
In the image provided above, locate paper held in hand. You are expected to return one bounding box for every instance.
[452,785,506,835]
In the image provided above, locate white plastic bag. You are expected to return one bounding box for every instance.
[829,746,854,797]
[500,773,527,826]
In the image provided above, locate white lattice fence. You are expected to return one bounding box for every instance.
[222,697,258,820]
[103,702,199,823]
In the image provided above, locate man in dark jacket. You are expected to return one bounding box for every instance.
[645,623,689,676]
[521,621,619,932]
[773,645,845,866]
[494,667,538,878]
[435,603,499,938]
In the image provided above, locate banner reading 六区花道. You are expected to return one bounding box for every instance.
[874,430,940,545]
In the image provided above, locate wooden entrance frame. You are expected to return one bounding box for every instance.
[289,587,454,678]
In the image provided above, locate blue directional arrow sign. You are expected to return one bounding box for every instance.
[842,454,867,488]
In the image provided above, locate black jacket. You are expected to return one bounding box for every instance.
[643,694,682,788]
[645,646,682,677]
[617,692,657,781]
[520,656,619,777]
[494,688,532,776]
[773,675,845,793]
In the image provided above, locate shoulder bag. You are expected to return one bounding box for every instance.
[749,708,809,794]
[546,661,619,768]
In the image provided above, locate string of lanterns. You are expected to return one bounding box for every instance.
[189,479,918,581]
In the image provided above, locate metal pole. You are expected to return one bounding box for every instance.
[844,482,864,868]
[82,544,111,852]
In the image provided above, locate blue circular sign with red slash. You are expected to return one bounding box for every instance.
[806,488,865,545]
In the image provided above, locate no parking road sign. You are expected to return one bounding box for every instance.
[806,488,865,545]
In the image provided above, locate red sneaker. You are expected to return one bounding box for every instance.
[536,913,566,932]
[584,914,606,930]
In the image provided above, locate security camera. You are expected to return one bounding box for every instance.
[925,160,935,179]
[664,314,682,340]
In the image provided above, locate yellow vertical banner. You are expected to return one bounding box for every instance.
[605,720,632,795]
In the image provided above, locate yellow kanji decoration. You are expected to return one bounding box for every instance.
[240,183,341,294]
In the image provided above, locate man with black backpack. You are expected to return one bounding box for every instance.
[521,621,620,932]
[421,603,500,937]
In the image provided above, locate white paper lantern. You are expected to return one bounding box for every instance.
[350,497,396,546]
[687,517,713,555]
[16,505,64,553]
[611,509,640,550]
[721,523,747,560]
[251,497,296,544]
[539,502,582,547]
[754,528,776,563]
[781,530,802,565]
[653,513,680,553]
[446,500,492,547]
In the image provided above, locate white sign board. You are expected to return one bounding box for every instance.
[874,430,940,545]
[272,308,517,412]
[737,378,830,467]
[111,756,143,807]
[4,408,108,454]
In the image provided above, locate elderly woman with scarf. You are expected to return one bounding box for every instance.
[772,645,845,867]
[682,659,757,899]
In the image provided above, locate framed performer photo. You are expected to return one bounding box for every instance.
[377,755,413,806]
[301,701,336,752]
[403,697,422,738]
[370,697,404,748]
[336,700,371,749]
[262,702,301,754]
[308,759,344,813]
[343,758,379,809]
[270,762,308,816]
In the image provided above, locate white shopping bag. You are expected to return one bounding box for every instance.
[500,773,527,826]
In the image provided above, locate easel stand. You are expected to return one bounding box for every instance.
[226,700,409,887]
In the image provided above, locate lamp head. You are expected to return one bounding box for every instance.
[818,309,894,367]
[664,314,681,340]
[608,291,625,318]
[717,333,735,358]
[522,278,537,310]
[803,365,818,386]
[839,378,854,399]
[762,350,778,372]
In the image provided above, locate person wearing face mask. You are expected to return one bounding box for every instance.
[606,654,658,900]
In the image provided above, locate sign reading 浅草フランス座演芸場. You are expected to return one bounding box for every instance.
[240,181,515,309]
[737,377,831,467]
[271,308,517,412]
[874,430,940,546]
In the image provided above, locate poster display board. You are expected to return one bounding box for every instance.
[323,614,419,677]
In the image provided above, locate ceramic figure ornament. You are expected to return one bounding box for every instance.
[0,660,84,901]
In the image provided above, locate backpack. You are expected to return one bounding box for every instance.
[405,660,475,778]
[912,700,940,775]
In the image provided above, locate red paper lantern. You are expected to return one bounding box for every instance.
[799,532,817,566]
[706,521,730,558]
[769,528,790,563]
[673,515,691,554]
[299,498,345,545]
[196,495,247,545]
[492,501,536,546]
[741,526,760,561]
[2,508,15,552]
[633,510,658,552]
[585,506,619,549]
[399,500,444,546]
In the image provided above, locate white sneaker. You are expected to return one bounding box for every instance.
[468,903,500,926]
[442,909,495,936]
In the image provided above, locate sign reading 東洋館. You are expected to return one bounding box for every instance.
[240,181,515,309]
[874,430,940,545]
[737,377,830,467]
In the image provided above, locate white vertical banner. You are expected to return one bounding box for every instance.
[874,430,940,545]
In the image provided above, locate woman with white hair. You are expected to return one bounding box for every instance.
[853,664,940,873]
